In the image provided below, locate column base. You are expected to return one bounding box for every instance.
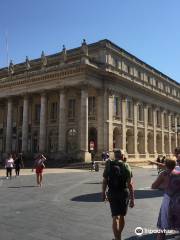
[79,151,92,162]
[134,152,139,160]
[145,152,149,159]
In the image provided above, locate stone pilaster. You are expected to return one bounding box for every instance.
[6,98,13,153]
[39,93,47,153]
[153,107,157,157]
[161,110,165,155]
[22,95,29,153]
[79,88,91,161]
[107,93,114,156]
[168,113,172,154]
[58,90,66,152]
[144,104,148,158]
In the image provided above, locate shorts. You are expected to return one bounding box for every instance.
[36,167,44,174]
[108,189,130,217]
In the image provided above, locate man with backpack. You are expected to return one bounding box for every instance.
[102,149,134,240]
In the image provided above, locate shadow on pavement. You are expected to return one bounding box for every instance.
[84,182,102,184]
[135,189,163,199]
[71,192,102,202]
[71,189,163,202]
[8,185,38,188]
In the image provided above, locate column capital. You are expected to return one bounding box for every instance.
[167,110,172,116]
[121,94,127,101]
[80,82,89,91]
[40,91,48,97]
[59,86,67,94]
[21,94,29,100]
[152,104,158,111]
[6,97,13,103]
[160,107,165,113]
[96,88,104,96]
[132,98,139,104]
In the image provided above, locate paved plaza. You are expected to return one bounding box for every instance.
[0,166,179,240]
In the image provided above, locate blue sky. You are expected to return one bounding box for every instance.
[0,0,180,82]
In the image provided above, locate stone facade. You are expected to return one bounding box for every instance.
[0,39,180,162]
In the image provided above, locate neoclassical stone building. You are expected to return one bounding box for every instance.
[0,39,180,162]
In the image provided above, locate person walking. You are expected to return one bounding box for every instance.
[102,149,134,240]
[152,158,180,240]
[5,154,14,179]
[32,154,46,187]
[14,153,24,176]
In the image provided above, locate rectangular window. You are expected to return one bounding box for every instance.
[148,108,152,124]
[68,99,76,119]
[88,97,96,116]
[126,101,133,119]
[114,97,119,117]
[127,65,130,74]
[34,104,40,122]
[164,113,168,128]
[138,105,144,122]
[50,102,58,120]
[171,115,175,128]
[156,110,161,126]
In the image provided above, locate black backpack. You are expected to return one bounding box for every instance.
[108,160,127,191]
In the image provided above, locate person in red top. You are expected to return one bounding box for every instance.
[32,154,46,187]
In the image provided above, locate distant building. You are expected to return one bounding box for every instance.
[0,39,180,162]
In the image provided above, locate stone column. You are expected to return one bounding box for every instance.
[39,93,47,153]
[6,98,13,153]
[22,95,29,153]
[133,100,138,159]
[153,107,157,158]
[161,110,165,155]
[80,88,91,161]
[58,90,66,152]
[168,113,172,154]
[97,91,104,153]
[144,104,148,158]
[103,90,108,151]
[122,96,127,153]
[107,93,114,156]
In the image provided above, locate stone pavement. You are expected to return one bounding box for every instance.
[0,167,179,240]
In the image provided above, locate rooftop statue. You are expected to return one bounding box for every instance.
[9,60,14,74]
[62,45,67,62]
[41,51,47,67]
[25,56,31,70]
[81,39,88,56]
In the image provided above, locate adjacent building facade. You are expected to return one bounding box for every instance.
[0,39,180,162]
